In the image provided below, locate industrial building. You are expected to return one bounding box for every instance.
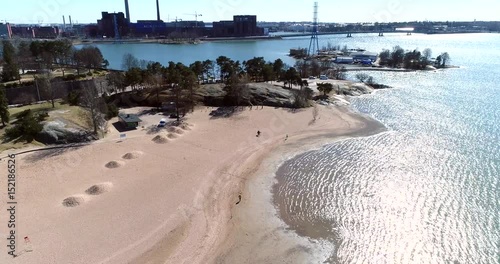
[213,15,264,38]
[8,25,60,39]
[0,23,10,38]
[129,20,209,38]
[2,0,265,39]
[97,12,130,38]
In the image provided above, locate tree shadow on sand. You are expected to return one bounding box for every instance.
[23,144,87,163]
[209,107,245,119]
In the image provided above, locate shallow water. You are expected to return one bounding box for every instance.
[274,34,500,263]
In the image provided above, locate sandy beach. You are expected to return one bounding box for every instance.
[0,105,383,264]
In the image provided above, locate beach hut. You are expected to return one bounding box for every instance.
[118,113,142,129]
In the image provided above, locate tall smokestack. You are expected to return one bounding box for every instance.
[63,16,66,31]
[124,0,131,22]
[69,15,73,27]
[156,0,161,21]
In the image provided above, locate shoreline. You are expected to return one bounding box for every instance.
[0,105,385,264]
[212,106,386,263]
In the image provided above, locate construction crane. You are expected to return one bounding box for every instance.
[184,12,203,28]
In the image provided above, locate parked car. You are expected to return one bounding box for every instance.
[319,75,328,80]
[158,118,167,127]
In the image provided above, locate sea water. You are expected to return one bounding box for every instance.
[273,34,500,263]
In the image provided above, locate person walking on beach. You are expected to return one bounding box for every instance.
[285,134,289,141]
[256,130,261,137]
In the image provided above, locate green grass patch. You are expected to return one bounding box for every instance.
[9,101,69,118]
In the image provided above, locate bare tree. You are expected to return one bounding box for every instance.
[37,74,56,108]
[423,48,432,61]
[80,82,107,135]
[121,53,139,71]
[107,71,126,93]
[440,52,451,67]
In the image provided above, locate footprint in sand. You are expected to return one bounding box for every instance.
[85,182,113,195]
[62,195,87,207]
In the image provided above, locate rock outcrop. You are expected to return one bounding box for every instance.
[197,83,295,108]
[36,120,91,144]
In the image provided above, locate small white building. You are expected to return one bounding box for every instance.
[350,51,378,62]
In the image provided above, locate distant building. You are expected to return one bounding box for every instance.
[213,20,234,37]
[34,26,60,39]
[10,26,35,38]
[129,20,208,38]
[130,20,168,36]
[84,24,99,38]
[97,12,129,38]
[0,23,10,38]
[212,15,264,38]
[8,25,60,39]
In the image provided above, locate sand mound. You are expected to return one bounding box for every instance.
[85,182,113,195]
[179,123,192,131]
[167,133,178,139]
[105,161,125,169]
[152,135,169,144]
[174,128,185,134]
[166,126,177,133]
[122,151,144,160]
[62,195,86,207]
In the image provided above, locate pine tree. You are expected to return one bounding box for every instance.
[1,41,21,82]
[0,84,9,127]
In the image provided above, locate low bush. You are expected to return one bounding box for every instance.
[4,109,43,142]
[67,91,81,106]
[106,103,119,120]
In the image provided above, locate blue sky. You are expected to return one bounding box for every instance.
[1,0,499,24]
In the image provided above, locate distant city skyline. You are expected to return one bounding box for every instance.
[0,0,499,25]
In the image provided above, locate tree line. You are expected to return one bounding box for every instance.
[1,40,107,83]
[379,46,451,69]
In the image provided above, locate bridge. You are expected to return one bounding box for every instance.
[276,29,415,38]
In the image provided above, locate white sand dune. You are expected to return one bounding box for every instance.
[0,106,381,264]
